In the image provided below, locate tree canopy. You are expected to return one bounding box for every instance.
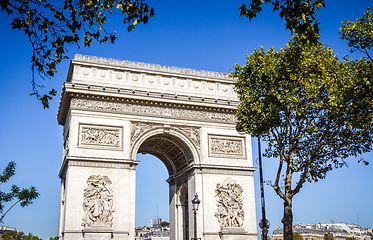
[239,0,325,45]
[0,162,40,223]
[0,0,154,108]
[232,7,372,240]
[0,231,43,240]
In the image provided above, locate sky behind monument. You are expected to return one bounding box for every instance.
[0,1,372,239]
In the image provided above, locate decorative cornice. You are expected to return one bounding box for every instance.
[57,82,239,125]
[58,156,138,178]
[198,168,254,176]
[73,54,231,80]
[63,96,236,124]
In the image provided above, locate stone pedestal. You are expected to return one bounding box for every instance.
[83,226,113,240]
[220,228,249,240]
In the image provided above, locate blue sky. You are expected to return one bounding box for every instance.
[0,1,372,239]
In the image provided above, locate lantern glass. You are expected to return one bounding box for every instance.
[191,193,200,212]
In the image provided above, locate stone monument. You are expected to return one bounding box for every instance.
[56,55,257,240]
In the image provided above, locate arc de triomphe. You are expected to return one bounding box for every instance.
[56,55,257,240]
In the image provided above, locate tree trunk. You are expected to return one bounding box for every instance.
[283,199,293,240]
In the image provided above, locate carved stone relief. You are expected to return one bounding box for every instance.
[62,134,69,159]
[209,135,246,158]
[71,98,235,123]
[82,174,114,227]
[215,178,244,228]
[178,126,200,149]
[79,124,122,150]
[131,122,156,142]
[130,122,201,150]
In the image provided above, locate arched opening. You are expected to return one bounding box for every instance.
[136,133,194,177]
[133,131,196,240]
[135,154,169,227]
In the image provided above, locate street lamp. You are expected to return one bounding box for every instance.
[258,137,270,240]
[191,193,200,240]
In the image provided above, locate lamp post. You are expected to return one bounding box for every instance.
[191,193,200,240]
[258,137,270,240]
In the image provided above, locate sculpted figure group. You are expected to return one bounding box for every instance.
[215,178,244,228]
[82,174,114,227]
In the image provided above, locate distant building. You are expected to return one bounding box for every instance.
[151,218,164,229]
[135,218,170,240]
[0,226,17,235]
[272,222,372,240]
[142,230,170,240]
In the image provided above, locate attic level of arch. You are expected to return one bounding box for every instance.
[57,82,238,125]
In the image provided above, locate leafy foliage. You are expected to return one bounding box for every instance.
[0,231,42,240]
[0,230,24,240]
[239,0,325,45]
[0,162,40,223]
[324,233,334,240]
[0,0,154,108]
[339,7,373,61]
[293,233,304,240]
[160,221,170,227]
[232,36,372,240]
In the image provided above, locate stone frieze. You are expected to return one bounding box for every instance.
[71,98,235,123]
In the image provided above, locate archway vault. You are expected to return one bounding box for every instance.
[131,126,200,177]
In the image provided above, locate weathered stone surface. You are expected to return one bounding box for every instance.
[57,56,257,240]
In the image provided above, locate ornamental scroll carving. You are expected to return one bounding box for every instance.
[82,174,114,227]
[71,98,235,123]
[80,126,120,147]
[215,178,244,228]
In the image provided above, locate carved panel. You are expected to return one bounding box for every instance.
[131,122,157,142]
[71,98,235,123]
[82,174,114,227]
[178,126,201,149]
[62,133,69,159]
[78,124,123,150]
[215,178,244,228]
[209,135,246,159]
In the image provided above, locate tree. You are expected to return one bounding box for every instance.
[160,221,169,227]
[0,230,24,240]
[238,0,325,46]
[22,233,43,240]
[231,36,372,240]
[339,7,373,61]
[0,0,154,108]
[0,162,40,223]
[0,231,42,240]
[293,233,304,240]
[346,238,357,240]
[324,233,334,240]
